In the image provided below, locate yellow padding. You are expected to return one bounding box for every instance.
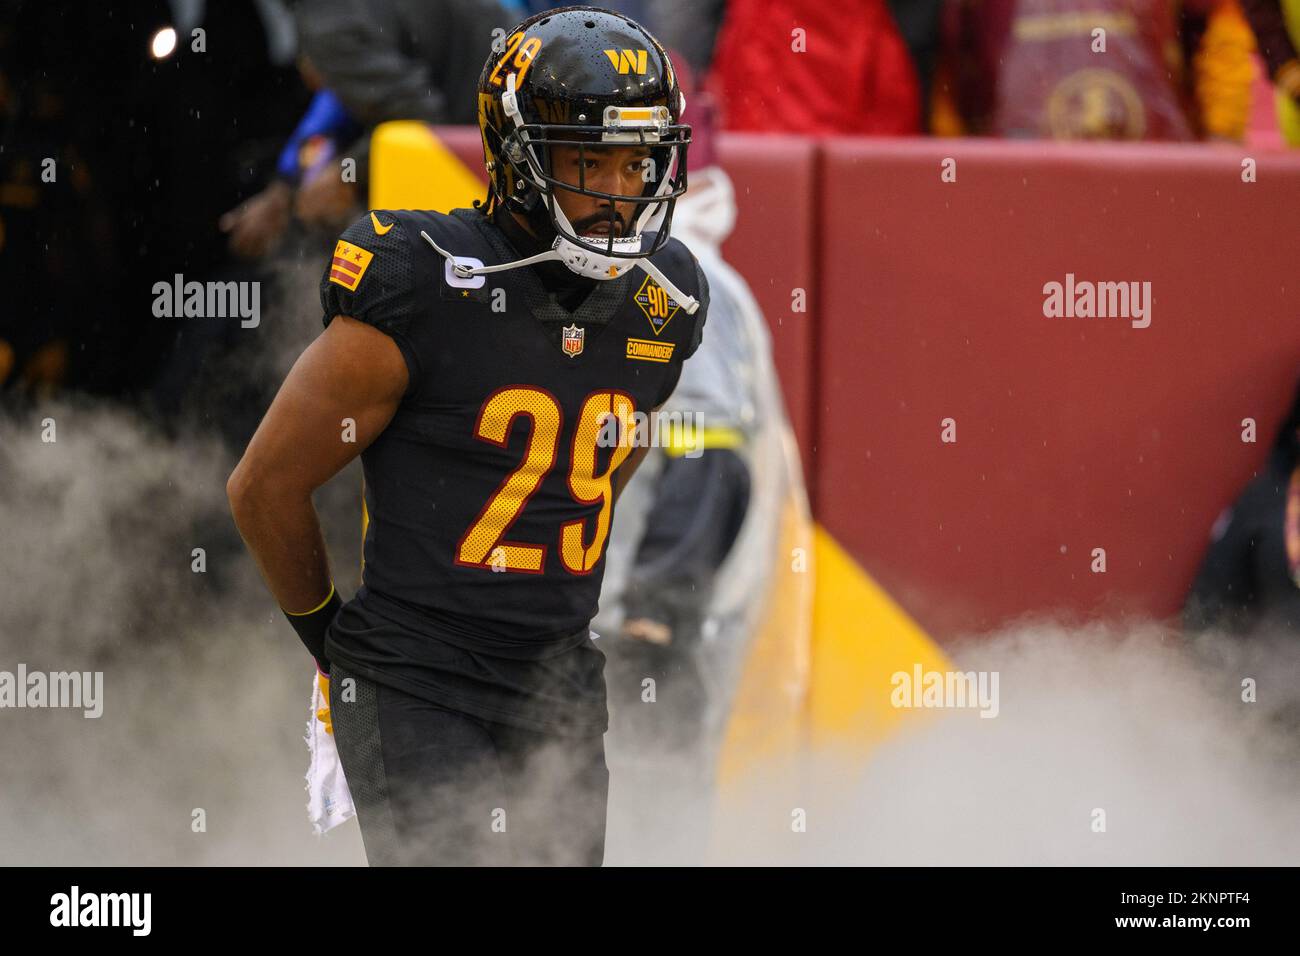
[808,526,953,748]
[369,121,485,213]
[715,493,814,784]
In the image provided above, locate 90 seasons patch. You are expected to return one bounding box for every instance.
[634,274,680,335]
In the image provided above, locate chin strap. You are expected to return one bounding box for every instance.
[633,257,701,316]
[420,229,700,314]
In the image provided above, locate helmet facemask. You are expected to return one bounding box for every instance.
[494,74,691,275]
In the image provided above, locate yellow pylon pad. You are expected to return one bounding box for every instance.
[808,526,954,750]
[369,121,485,213]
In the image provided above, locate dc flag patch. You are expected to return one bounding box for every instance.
[330,240,374,291]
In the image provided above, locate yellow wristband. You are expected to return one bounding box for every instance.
[285,583,337,617]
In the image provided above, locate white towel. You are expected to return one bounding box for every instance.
[305,674,355,835]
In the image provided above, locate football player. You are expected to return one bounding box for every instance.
[227,6,706,866]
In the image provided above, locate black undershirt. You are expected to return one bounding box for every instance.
[491,205,598,311]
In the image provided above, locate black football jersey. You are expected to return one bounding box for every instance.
[318,207,708,735]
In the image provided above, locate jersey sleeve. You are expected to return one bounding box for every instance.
[320,211,422,390]
[654,256,710,407]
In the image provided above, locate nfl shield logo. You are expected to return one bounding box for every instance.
[562,323,585,358]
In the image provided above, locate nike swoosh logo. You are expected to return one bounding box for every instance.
[370,212,394,236]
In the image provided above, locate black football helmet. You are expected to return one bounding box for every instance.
[475,6,690,276]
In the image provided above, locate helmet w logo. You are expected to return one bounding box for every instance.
[603,49,648,75]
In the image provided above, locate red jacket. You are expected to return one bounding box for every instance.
[706,0,921,135]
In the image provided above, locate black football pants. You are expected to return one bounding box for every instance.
[329,663,609,866]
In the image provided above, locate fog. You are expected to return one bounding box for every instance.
[713,621,1300,865]
[2,266,1298,864]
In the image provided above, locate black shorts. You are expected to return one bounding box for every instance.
[329,662,609,866]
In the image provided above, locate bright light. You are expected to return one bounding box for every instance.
[150,26,177,59]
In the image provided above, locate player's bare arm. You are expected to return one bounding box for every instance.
[226,314,407,614]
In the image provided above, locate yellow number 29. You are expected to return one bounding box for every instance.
[456,387,636,574]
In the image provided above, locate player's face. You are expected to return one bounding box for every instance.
[548,144,652,238]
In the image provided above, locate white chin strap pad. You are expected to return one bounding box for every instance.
[552,234,642,280]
